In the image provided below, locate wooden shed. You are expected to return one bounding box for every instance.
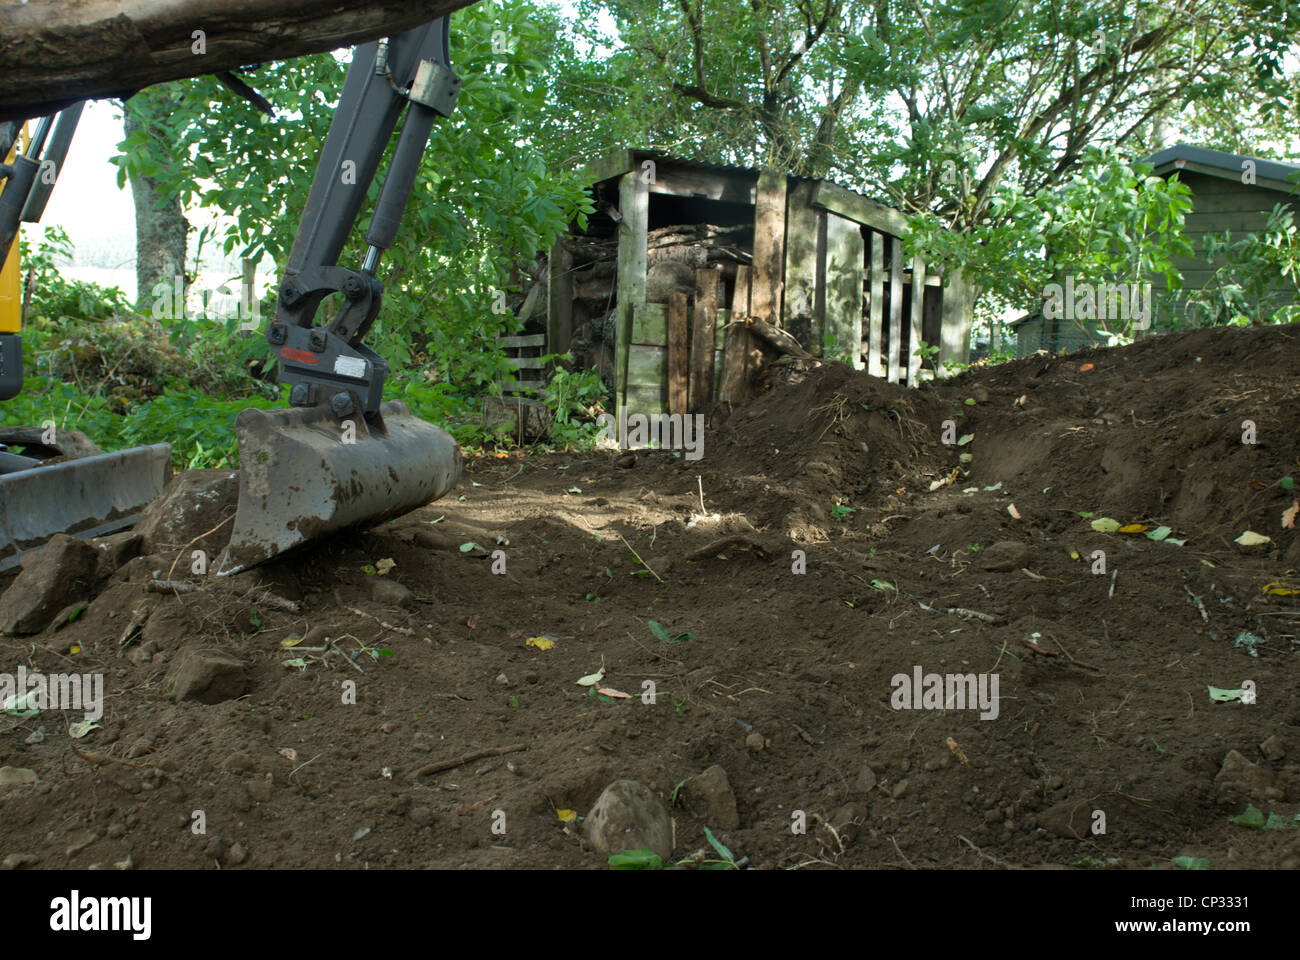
[1012,143,1299,355]
[545,151,972,430]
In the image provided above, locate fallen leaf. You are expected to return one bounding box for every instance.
[1117,523,1148,534]
[1283,500,1299,529]
[278,747,298,761]
[1078,362,1094,372]
[67,721,102,739]
[1090,517,1121,532]
[1007,504,1021,520]
[375,557,396,576]
[280,634,304,647]
[1234,530,1271,547]
[1144,526,1172,541]
[1207,686,1246,703]
[465,615,479,630]
[526,636,556,650]
[557,809,577,823]
[957,433,974,446]
[596,687,632,699]
[576,668,605,687]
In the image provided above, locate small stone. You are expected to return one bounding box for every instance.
[854,764,877,794]
[106,824,126,839]
[368,577,413,608]
[0,766,39,787]
[745,732,765,752]
[171,650,247,703]
[583,780,673,861]
[686,765,740,830]
[65,830,97,857]
[891,778,910,799]
[979,541,1033,572]
[227,842,248,865]
[0,534,99,635]
[411,732,435,753]
[1216,749,1282,805]
[495,673,511,687]
[1,853,39,869]
[1260,735,1286,761]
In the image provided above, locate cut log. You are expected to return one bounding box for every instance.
[0,0,479,122]
[689,267,719,411]
[744,319,819,362]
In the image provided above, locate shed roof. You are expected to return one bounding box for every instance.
[581,149,910,237]
[1141,143,1300,194]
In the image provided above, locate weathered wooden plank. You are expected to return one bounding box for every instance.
[867,231,885,378]
[719,264,752,402]
[783,181,822,350]
[648,165,758,205]
[811,181,910,237]
[546,239,573,357]
[632,302,667,345]
[824,213,865,369]
[938,267,973,376]
[499,333,546,349]
[581,150,636,185]
[750,168,787,325]
[689,267,719,410]
[615,171,649,419]
[667,291,689,415]
[908,253,925,386]
[888,237,904,383]
[504,356,548,369]
[627,344,667,385]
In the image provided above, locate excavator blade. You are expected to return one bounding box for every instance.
[0,444,173,571]
[218,400,461,576]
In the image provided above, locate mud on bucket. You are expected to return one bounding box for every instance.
[218,400,461,576]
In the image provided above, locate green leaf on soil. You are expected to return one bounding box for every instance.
[1078,511,1095,518]
[1234,530,1270,546]
[1207,685,1246,702]
[831,504,855,518]
[459,542,479,552]
[702,825,735,865]
[66,603,88,623]
[964,398,976,405]
[959,453,973,463]
[1144,525,1172,541]
[576,668,605,686]
[648,620,670,642]
[609,849,664,870]
[361,564,377,575]
[870,579,896,591]
[1171,856,1208,870]
[1090,517,1121,532]
[1279,476,1294,491]
[956,433,974,446]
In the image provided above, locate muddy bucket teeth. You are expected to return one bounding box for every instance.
[218,400,461,576]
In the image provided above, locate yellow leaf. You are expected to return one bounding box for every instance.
[557,809,577,823]
[1283,500,1299,529]
[1117,523,1148,534]
[1262,582,1300,597]
[1235,530,1271,547]
[1068,549,1080,561]
[69,644,81,655]
[375,557,396,576]
[280,634,304,647]
[526,636,555,650]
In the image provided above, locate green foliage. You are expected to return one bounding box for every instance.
[1182,202,1300,327]
[20,227,130,322]
[539,357,609,448]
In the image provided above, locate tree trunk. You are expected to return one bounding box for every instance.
[0,0,478,122]
[123,90,188,310]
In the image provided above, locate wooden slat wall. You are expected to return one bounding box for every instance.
[866,232,885,377]
[908,253,925,385]
[783,180,822,352]
[689,267,719,411]
[719,265,752,402]
[823,213,865,369]
[888,236,904,384]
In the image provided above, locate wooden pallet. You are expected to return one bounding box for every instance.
[482,332,553,441]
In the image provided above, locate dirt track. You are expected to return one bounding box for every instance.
[2,324,1298,869]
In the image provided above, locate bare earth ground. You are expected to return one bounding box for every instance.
[1,324,1298,870]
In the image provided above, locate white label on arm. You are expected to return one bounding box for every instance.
[334,356,367,379]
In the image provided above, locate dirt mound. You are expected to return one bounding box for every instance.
[0,325,1297,871]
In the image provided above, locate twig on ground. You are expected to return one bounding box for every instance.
[418,743,528,778]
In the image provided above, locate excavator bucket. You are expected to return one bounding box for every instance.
[218,400,461,576]
[0,444,173,571]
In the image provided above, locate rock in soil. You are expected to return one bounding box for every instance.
[1215,749,1282,805]
[686,765,740,830]
[979,541,1033,572]
[134,469,238,555]
[170,650,247,704]
[583,780,674,861]
[0,534,98,635]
